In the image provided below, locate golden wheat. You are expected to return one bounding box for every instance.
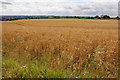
[2,19,118,78]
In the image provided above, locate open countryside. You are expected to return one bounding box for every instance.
[2,19,118,78]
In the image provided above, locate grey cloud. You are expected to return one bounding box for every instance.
[68,2,118,16]
[118,1,120,16]
[0,1,12,9]
[0,1,12,5]
[82,7,91,10]
[64,6,72,9]
[2,5,7,9]
[0,2,12,10]
[1,2,118,16]
[77,5,91,10]
[92,3,118,16]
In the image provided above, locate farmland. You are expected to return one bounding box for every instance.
[2,19,118,78]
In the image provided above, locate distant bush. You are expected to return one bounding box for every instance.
[1,15,118,21]
[100,15,110,19]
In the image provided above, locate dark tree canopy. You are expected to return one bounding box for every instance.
[101,15,110,19]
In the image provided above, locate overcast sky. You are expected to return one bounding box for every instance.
[0,0,119,16]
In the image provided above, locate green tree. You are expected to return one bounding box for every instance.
[101,15,110,19]
[116,16,119,19]
[94,15,100,19]
[54,16,60,19]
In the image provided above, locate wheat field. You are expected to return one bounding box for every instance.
[2,19,118,78]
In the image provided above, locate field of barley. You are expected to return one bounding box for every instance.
[2,19,118,78]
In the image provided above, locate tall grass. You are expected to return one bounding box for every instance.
[2,19,118,78]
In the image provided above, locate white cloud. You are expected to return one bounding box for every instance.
[0,0,118,16]
[1,0,119,2]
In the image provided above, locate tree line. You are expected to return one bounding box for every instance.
[0,15,119,21]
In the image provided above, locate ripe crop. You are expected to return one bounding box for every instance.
[2,19,118,78]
